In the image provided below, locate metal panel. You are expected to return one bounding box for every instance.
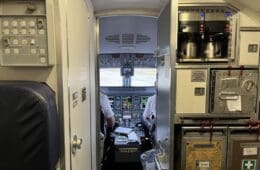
[210,69,258,114]
[156,54,172,170]
[157,2,170,55]
[227,127,260,170]
[181,127,227,170]
[155,1,176,170]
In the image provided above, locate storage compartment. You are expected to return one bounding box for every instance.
[176,69,207,114]
[227,127,260,170]
[181,127,227,170]
[239,31,260,66]
[209,69,258,114]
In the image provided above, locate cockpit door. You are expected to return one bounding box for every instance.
[66,0,93,169]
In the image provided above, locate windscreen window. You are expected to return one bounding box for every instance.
[100,68,156,87]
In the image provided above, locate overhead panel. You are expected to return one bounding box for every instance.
[99,16,157,54]
[92,0,164,12]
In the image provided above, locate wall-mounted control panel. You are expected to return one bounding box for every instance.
[0,0,54,66]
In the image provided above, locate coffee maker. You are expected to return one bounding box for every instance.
[177,6,237,62]
[177,11,202,59]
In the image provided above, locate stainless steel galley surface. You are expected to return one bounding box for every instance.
[209,69,258,114]
[156,1,174,170]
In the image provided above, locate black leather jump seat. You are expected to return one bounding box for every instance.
[0,81,60,170]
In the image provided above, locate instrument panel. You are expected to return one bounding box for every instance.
[101,87,155,129]
[99,53,156,68]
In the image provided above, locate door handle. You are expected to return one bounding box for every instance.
[218,92,239,100]
[72,135,83,155]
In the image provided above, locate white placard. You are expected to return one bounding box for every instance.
[243,147,258,156]
[227,96,242,111]
[199,161,210,168]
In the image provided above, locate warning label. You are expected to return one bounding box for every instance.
[196,160,211,170]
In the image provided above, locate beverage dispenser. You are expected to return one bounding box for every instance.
[177,6,238,62]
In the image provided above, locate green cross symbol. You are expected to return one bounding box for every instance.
[242,160,256,170]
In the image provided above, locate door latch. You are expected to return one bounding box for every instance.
[72,135,83,155]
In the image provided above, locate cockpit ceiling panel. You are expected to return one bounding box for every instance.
[91,0,168,12]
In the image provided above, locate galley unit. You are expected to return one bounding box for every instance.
[170,1,260,170]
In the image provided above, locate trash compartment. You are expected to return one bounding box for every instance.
[228,127,260,170]
[181,127,227,170]
[209,69,258,114]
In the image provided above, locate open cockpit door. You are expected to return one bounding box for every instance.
[58,0,96,169]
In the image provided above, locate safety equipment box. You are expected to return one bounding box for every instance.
[227,127,260,170]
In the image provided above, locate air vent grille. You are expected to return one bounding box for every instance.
[122,33,134,44]
[105,34,120,44]
[105,33,151,45]
[136,34,151,44]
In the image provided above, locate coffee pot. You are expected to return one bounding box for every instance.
[180,36,197,59]
[204,34,222,58]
